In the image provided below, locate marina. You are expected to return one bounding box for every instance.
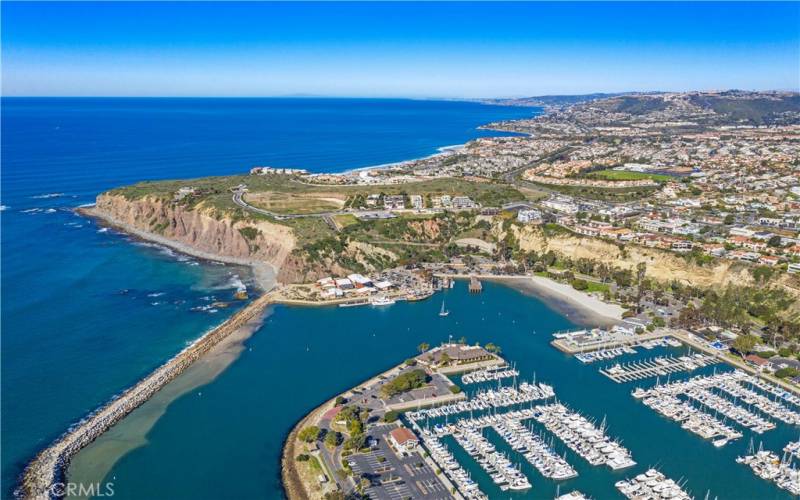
[600,354,718,383]
[460,365,520,385]
[737,444,800,496]
[453,427,532,491]
[494,418,579,480]
[615,468,692,500]
[406,382,556,421]
[532,403,636,470]
[415,430,487,500]
[785,438,800,459]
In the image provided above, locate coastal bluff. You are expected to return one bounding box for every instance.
[19,292,274,500]
[94,192,296,279]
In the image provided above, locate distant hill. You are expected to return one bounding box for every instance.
[479,92,651,108]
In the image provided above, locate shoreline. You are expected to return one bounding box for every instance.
[439,274,624,327]
[78,205,278,291]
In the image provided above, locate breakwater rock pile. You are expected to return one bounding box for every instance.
[19,293,273,499]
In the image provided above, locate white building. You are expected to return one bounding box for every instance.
[517,209,543,224]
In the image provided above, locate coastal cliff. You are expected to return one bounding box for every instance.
[95,193,296,274]
[515,225,754,290]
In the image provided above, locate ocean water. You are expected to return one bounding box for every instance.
[92,282,796,499]
[0,97,538,496]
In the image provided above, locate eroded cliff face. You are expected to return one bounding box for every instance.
[95,193,298,279]
[514,225,756,290]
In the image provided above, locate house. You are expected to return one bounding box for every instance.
[744,354,772,371]
[409,194,423,210]
[517,209,542,224]
[335,278,354,290]
[383,195,405,210]
[758,255,780,267]
[389,427,418,452]
[451,196,477,209]
[788,263,800,274]
[347,274,373,288]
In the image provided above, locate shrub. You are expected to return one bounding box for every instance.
[774,367,800,379]
[449,385,462,394]
[298,426,322,443]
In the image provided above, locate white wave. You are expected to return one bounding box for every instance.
[147,292,165,298]
[0,205,8,211]
[97,227,109,233]
[150,301,162,306]
[21,208,42,214]
[213,273,246,291]
[31,192,65,199]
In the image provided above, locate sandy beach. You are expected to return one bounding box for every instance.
[441,274,624,327]
[79,205,277,291]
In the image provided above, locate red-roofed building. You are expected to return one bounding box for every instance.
[744,354,772,371]
[389,426,418,452]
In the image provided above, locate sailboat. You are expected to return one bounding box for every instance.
[439,299,450,317]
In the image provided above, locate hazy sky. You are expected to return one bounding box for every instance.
[3,1,799,97]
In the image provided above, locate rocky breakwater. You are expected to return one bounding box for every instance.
[20,292,275,499]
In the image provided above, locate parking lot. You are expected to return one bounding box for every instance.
[347,425,451,500]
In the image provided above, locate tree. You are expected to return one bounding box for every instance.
[635,262,647,313]
[298,426,322,443]
[440,353,451,365]
[723,214,735,225]
[417,342,430,354]
[325,430,342,448]
[767,235,782,248]
[571,278,589,291]
[732,334,758,355]
[485,342,501,354]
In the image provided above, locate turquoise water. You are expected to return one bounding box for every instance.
[0,98,537,496]
[99,282,796,499]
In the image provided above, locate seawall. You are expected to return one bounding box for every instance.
[19,293,275,499]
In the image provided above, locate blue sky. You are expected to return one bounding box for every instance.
[2,2,798,97]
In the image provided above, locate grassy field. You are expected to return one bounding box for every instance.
[245,191,346,214]
[584,169,673,182]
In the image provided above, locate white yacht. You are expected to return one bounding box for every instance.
[370,296,395,306]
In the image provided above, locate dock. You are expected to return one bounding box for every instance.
[468,276,482,293]
[551,329,669,355]
[599,354,718,383]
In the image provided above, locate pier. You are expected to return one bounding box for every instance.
[468,276,482,293]
[21,292,275,500]
[599,354,718,383]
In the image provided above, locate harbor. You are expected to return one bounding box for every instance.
[75,280,800,500]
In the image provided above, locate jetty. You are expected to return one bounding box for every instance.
[468,276,482,293]
[20,292,275,500]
